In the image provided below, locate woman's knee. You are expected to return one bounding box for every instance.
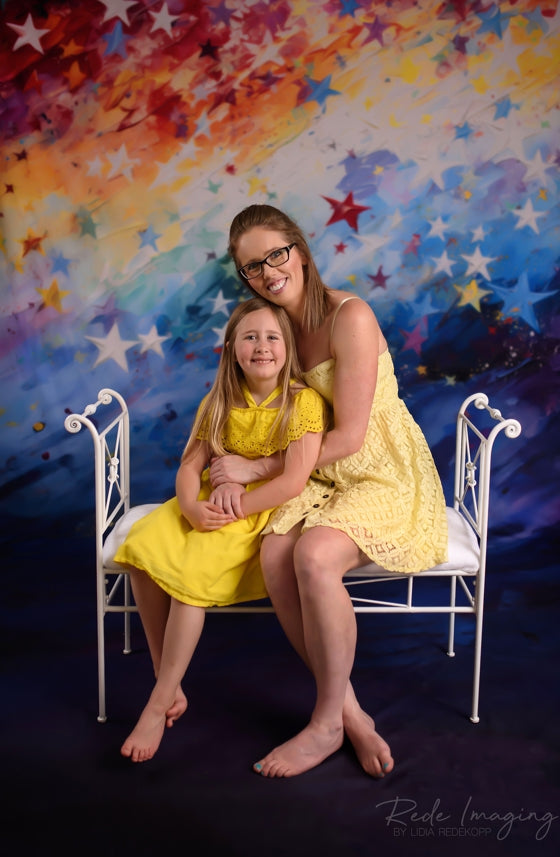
[294,528,358,587]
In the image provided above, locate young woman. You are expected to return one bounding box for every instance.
[113,297,326,762]
[209,205,448,778]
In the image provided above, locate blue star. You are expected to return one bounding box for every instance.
[523,8,549,35]
[139,225,161,250]
[51,252,71,276]
[103,21,129,59]
[339,0,360,17]
[303,75,341,113]
[477,4,508,38]
[489,271,556,332]
[494,97,513,120]
[455,122,473,140]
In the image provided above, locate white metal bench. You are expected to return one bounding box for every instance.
[64,388,521,724]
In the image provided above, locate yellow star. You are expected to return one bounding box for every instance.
[61,38,84,58]
[65,60,87,91]
[454,279,492,312]
[247,176,267,196]
[37,279,71,313]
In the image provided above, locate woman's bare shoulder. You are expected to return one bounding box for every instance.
[328,293,386,352]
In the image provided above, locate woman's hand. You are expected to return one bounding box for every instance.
[209,482,247,519]
[210,454,262,486]
[187,500,236,532]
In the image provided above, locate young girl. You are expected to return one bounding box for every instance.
[114,297,326,762]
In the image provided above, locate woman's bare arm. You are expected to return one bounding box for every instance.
[315,298,380,467]
[240,430,323,517]
[209,451,282,487]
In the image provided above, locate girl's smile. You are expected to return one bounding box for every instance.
[233,307,287,401]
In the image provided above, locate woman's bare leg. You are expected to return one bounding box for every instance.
[128,567,187,725]
[255,529,394,778]
[121,598,205,762]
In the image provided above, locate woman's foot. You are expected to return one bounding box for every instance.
[253,719,344,777]
[343,705,394,777]
[165,686,188,728]
[120,702,167,763]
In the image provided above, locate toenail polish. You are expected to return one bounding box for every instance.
[383,762,390,771]
[254,762,262,772]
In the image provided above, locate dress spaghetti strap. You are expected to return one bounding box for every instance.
[330,296,360,343]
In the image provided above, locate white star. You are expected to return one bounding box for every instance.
[85,323,138,371]
[86,155,104,177]
[513,199,545,234]
[98,0,136,26]
[212,322,229,346]
[356,232,388,255]
[137,325,171,357]
[7,14,50,54]
[471,225,486,243]
[523,151,550,186]
[149,2,179,37]
[427,216,447,240]
[211,290,234,317]
[411,152,463,191]
[431,250,457,277]
[106,144,139,181]
[461,246,496,281]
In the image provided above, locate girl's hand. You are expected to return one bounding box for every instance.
[209,454,259,486]
[188,501,236,532]
[209,482,246,519]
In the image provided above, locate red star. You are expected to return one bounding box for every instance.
[368,265,390,289]
[322,192,371,232]
[334,241,347,254]
[21,230,46,256]
[404,233,421,256]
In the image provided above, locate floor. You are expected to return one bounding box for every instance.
[2,528,559,857]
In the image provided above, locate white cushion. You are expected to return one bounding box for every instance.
[103,504,162,569]
[102,504,480,576]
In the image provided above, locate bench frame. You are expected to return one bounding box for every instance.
[65,389,521,724]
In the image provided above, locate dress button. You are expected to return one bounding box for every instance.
[330,481,335,487]
[322,495,329,499]
[312,503,320,508]
[316,469,321,474]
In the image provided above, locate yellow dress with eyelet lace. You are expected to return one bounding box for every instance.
[263,350,448,573]
[114,383,325,606]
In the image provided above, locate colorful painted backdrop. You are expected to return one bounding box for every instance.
[1,0,558,550]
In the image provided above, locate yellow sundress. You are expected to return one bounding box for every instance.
[263,350,448,573]
[114,383,325,606]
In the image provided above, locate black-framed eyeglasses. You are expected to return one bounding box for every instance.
[238,244,296,280]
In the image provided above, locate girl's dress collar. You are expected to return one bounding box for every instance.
[242,383,282,409]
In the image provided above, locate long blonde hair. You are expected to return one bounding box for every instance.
[182,297,307,462]
[228,204,330,333]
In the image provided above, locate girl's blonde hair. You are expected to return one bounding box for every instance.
[228,204,330,333]
[182,297,306,461]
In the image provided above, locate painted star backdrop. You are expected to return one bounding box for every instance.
[1,0,559,550]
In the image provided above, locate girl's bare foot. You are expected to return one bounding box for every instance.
[165,686,188,727]
[253,720,344,777]
[120,703,167,763]
[343,706,394,777]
